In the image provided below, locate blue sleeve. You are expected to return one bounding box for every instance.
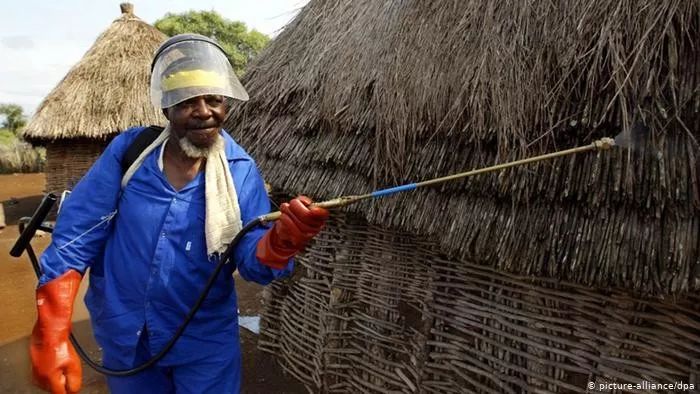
[38,129,139,286]
[233,162,294,285]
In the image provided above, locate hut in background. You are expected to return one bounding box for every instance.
[22,3,166,194]
[228,0,699,392]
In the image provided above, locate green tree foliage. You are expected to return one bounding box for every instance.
[154,11,270,76]
[0,103,27,134]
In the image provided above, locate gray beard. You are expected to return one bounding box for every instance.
[177,134,223,158]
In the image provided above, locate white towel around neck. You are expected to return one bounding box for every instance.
[121,125,242,256]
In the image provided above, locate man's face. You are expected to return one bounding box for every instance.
[164,95,228,149]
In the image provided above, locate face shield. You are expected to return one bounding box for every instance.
[150,34,249,109]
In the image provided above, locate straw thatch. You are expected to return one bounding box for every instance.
[21,3,166,193]
[228,0,699,295]
[22,3,166,142]
[228,1,699,391]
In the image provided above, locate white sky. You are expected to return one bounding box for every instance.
[0,0,309,116]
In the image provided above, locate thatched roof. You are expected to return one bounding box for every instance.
[228,0,699,295]
[23,3,166,142]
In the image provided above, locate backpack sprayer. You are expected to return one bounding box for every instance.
[9,127,645,376]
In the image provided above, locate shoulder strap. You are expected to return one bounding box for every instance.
[121,126,164,174]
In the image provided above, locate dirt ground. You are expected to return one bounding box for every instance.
[0,173,306,393]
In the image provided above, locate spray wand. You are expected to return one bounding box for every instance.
[259,137,622,223]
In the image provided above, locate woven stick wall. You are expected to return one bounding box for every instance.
[260,212,700,393]
[45,140,108,194]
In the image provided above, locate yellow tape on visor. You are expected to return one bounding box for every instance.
[161,69,227,92]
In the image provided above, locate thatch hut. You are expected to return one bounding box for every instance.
[22,3,166,194]
[227,0,699,392]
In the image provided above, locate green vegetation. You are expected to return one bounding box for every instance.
[0,104,27,133]
[154,10,270,76]
[0,129,15,145]
[0,104,45,174]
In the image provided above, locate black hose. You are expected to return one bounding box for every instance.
[78,217,261,376]
[13,200,262,376]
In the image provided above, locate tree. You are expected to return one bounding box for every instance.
[154,11,270,76]
[0,104,26,134]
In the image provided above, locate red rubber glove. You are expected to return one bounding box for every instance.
[30,269,82,394]
[256,196,329,269]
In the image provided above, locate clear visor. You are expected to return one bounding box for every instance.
[150,39,249,109]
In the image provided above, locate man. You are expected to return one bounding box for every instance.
[29,34,328,393]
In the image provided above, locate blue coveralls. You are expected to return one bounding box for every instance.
[39,127,292,393]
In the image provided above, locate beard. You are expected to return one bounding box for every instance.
[177,133,224,158]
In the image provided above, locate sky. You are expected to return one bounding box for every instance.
[0,0,309,117]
